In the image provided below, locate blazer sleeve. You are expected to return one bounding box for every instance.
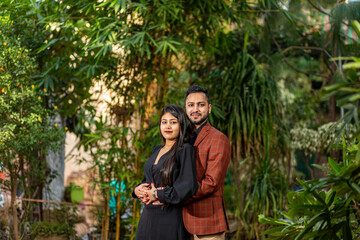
[157,144,198,205]
[190,133,230,201]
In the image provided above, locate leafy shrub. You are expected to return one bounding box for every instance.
[259,139,360,239]
[30,221,76,238]
[291,122,356,156]
[30,206,80,239]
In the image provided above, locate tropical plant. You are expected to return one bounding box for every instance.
[321,20,360,128]
[259,138,360,240]
[190,27,288,238]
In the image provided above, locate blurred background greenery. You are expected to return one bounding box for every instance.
[0,0,360,239]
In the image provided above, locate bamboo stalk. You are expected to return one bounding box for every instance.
[101,189,110,240]
[130,199,137,239]
[131,82,150,239]
[115,115,128,240]
[115,193,121,240]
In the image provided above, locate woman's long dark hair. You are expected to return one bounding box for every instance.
[159,105,188,187]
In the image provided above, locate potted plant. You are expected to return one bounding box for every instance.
[69,182,84,204]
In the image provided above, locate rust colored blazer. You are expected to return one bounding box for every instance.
[182,122,231,235]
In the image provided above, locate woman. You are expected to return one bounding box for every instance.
[133,105,198,240]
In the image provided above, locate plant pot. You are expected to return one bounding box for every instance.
[70,182,84,203]
[311,80,323,90]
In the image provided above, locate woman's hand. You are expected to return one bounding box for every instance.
[134,183,150,201]
[143,182,157,205]
[143,183,165,205]
[152,187,165,205]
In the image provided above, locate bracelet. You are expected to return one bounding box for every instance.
[152,189,157,199]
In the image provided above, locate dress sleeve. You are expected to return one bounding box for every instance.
[156,144,198,205]
[132,177,146,199]
[132,145,162,199]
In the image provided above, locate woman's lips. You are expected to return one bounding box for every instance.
[164,131,173,133]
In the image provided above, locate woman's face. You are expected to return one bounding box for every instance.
[160,112,180,142]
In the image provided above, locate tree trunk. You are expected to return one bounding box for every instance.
[10,172,19,240]
[43,115,65,205]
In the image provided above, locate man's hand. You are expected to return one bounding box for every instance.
[152,200,164,206]
[134,183,149,201]
[152,186,165,205]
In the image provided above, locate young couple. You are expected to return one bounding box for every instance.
[133,85,231,240]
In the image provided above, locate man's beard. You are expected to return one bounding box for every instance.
[189,112,208,126]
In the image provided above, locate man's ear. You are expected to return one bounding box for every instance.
[208,104,212,114]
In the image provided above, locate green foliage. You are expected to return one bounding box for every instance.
[77,114,144,238]
[291,122,356,156]
[259,140,360,240]
[29,210,80,239]
[29,206,81,238]
[321,20,360,127]
[0,216,7,239]
[0,13,65,238]
[0,15,64,168]
[4,1,359,240]
[30,0,243,121]
[33,0,247,237]
[331,3,360,55]
[30,221,75,237]
[190,28,288,238]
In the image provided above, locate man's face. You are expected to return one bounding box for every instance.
[185,92,212,128]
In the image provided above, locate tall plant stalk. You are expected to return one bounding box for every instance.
[193,29,288,237]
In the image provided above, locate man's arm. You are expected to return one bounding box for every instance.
[190,133,230,201]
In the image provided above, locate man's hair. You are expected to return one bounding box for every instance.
[185,85,209,102]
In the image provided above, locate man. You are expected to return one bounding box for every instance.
[183,85,231,240]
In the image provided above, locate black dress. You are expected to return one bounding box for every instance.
[133,143,198,240]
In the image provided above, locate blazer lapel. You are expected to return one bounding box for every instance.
[194,122,211,147]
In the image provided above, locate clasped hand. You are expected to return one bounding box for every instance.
[134,182,164,205]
